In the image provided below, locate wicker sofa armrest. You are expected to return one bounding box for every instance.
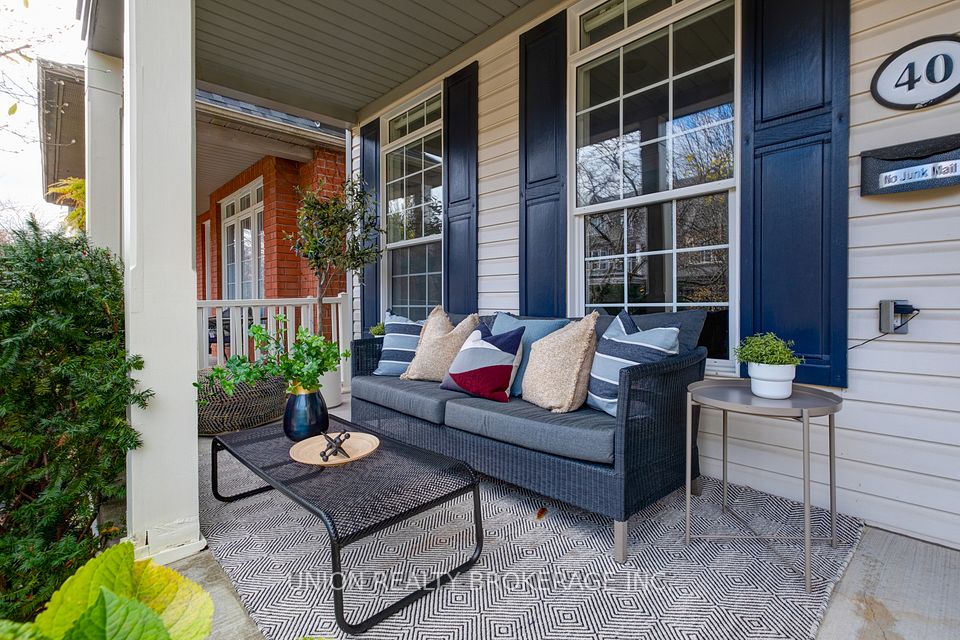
[351,337,383,377]
[613,347,708,495]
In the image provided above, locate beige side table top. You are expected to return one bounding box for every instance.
[684,379,842,592]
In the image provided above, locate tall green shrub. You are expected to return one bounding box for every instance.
[0,219,151,621]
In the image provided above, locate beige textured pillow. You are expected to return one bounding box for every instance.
[401,307,480,382]
[521,312,599,413]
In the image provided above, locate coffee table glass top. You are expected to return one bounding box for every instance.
[214,415,476,542]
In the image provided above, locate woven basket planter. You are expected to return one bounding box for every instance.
[197,370,287,436]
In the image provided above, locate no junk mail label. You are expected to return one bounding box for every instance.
[861,134,960,196]
[871,35,960,109]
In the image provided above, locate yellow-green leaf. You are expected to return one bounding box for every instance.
[0,620,49,640]
[34,544,136,640]
[132,560,213,640]
[7,103,16,116]
[62,588,169,640]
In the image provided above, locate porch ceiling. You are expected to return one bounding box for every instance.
[194,0,540,125]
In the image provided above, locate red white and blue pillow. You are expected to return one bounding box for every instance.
[440,323,525,402]
[586,310,680,416]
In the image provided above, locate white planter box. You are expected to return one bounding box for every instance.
[320,368,342,408]
[747,363,796,399]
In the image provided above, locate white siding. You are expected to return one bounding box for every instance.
[348,0,960,549]
[477,39,521,314]
[698,0,960,549]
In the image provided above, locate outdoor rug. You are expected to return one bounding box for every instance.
[199,441,863,640]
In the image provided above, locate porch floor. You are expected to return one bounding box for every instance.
[174,395,960,640]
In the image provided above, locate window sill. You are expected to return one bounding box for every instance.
[705,359,739,378]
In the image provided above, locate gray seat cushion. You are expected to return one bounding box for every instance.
[444,397,617,464]
[351,376,468,424]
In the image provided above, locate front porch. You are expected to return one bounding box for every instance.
[71,0,960,637]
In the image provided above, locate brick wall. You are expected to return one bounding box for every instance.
[195,145,346,337]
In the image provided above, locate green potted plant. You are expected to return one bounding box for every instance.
[735,332,804,399]
[202,315,350,441]
[288,179,381,407]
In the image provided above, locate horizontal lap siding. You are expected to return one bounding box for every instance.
[477,41,521,315]
[705,0,960,549]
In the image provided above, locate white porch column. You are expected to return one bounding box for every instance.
[84,51,122,254]
[122,0,204,563]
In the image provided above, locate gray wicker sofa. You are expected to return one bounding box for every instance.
[350,311,707,562]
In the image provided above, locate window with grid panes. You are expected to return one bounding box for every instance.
[383,94,443,321]
[575,0,735,363]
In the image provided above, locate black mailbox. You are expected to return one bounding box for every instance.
[860,133,960,196]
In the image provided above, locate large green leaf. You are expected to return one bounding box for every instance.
[0,620,49,640]
[62,589,169,640]
[34,545,135,639]
[131,560,212,640]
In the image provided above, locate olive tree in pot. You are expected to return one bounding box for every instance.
[288,179,381,406]
[735,333,804,399]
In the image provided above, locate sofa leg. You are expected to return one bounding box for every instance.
[613,520,628,564]
[691,476,702,497]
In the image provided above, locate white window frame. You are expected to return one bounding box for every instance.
[379,87,444,320]
[219,177,265,301]
[566,0,742,375]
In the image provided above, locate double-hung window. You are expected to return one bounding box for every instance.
[572,0,737,371]
[382,93,443,322]
[221,178,264,300]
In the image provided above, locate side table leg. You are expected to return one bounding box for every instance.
[802,408,812,593]
[685,392,692,545]
[829,412,837,548]
[722,409,728,512]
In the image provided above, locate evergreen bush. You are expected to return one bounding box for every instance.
[0,219,151,621]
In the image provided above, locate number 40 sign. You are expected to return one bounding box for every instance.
[871,35,960,110]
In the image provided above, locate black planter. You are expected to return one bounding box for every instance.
[283,388,329,442]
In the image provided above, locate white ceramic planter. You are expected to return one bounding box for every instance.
[319,368,343,408]
[747,362,796,399]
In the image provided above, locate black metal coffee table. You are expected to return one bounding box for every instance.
[211,415,483,634]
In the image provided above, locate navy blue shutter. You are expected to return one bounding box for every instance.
[741,0,849,387]
[442,62,479,314]
[519,12,567,317]
[359,118,380,336]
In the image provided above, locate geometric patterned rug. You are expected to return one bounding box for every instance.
[199,441,862,640]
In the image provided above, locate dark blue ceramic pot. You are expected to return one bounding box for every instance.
[283,386,329,442]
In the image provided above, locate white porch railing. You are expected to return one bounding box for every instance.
[197,293,352,391]
[322,291,352,392]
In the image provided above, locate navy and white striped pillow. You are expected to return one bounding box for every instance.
[372,311,423,376]
[586,311,680,417]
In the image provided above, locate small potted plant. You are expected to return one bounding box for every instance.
[201,315,350,441]
[735,332,804,399]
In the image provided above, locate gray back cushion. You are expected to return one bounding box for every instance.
[447,309,705,353]
[447,312,495,329]
[594,309,706,353]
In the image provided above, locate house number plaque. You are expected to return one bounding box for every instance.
[871,35,960,110]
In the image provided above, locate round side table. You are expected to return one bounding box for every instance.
[684,379,842,592]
